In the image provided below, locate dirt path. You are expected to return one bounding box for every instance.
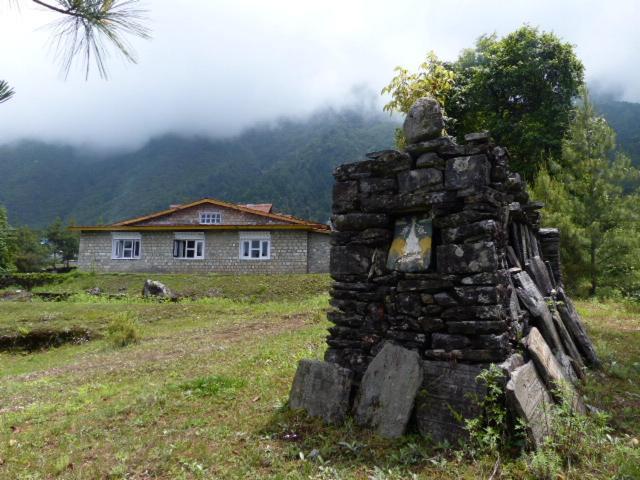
[3,313,311,385]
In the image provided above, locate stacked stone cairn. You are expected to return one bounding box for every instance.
[289,97,600,448]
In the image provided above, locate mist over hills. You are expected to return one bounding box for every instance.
[1,97,639,228]
[0,108,398,227]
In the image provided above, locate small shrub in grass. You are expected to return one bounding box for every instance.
[526,381,640,479]
[107,313,140,347]
[178,375,246,399]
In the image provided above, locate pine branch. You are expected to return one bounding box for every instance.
[32,0,151,79]
[0,80,15,104]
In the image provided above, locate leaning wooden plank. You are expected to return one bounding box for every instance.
[513,271,566,355]
[506,361,554,449]
[522,327,586,414]
[556,287,601,368]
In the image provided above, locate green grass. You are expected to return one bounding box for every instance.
[0,274,638,479]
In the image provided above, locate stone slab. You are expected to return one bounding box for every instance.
[506,361,553,449]
[354,343,423,438]
[436,241,498,275]
[556,287,601,368]
[444,155,490,190]
[289,359,353,424]
[513,271,565,354]
[523,327,586,414]
[415,361,488,444]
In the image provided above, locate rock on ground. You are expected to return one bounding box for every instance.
[506,361,554,449]
[354,342,423,438]
[288,359,353,424]
[415,361,488,444]
[142,279,174,299]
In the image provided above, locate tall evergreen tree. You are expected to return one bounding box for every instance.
[533,87,640,296]
[0,205,12,272]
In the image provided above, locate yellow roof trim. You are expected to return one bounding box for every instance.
[70,224,330,233]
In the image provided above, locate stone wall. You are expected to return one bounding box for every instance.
[326,120,525,379]
[308,232,331,273]
[78,230,329,274]
[289,97,599,446]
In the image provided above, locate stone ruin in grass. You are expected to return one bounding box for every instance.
[288,97,601,448]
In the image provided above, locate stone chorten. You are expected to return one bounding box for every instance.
[289,97,599,446]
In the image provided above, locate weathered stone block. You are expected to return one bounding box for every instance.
[334,151,412,181]
[415,361,487,444]
[397,169,443,194]
[289,360,353,424]
[444,155,491,190]
[506,361,553,449]
[446,320,507,335]
[415,152,444,169]
[333,181,359,213]
[436,242,499,275]
[405,136,455,157]
[354,343,423,438]
[453,286,500,305]
[332,213,391,231]
[522,327,585,414]
[441,220,499,244]
[330,246,372,277]
[403,97,444,144]
[360,177,397,194]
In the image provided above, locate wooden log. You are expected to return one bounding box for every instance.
[556,287,601,368]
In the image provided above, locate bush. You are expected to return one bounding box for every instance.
[106,313,140,348]
[0,272,65,290]
[177,375,246,399]
[526,382,640,479]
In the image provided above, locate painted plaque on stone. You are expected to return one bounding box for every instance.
[387,215,433,272]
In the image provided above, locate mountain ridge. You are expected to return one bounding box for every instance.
[1,98,638,228]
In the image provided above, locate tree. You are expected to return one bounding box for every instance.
[0,205,12,273]
[2,0,150,102]
[45,218,79,268]
[10,227,50,273]
[382,26,584,180]
[532,87,640,297]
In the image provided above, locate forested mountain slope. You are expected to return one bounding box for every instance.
[0,109,398,227]
[1,98,638,228]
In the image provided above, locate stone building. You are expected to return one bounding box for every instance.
[72,198,330,274]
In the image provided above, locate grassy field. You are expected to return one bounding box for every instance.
[0,273,638,479]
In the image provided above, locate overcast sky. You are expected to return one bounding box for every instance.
[1,0,638,149]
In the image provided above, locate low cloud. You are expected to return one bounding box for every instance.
[0,0,638,148]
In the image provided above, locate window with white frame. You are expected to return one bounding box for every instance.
[239,233,271,260]
[173,233,204,259]
[112,233,141,259]
[199,211,222,224]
